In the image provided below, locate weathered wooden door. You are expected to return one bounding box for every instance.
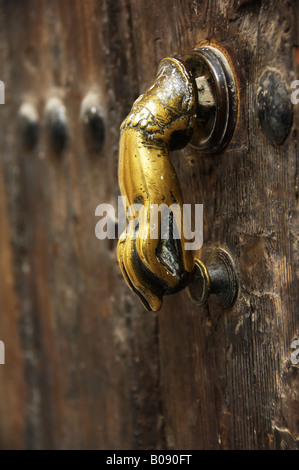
[0,0,298,450]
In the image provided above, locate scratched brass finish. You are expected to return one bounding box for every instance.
[117,47,238,312]
[117,57,196,311]
[182,45,238,152]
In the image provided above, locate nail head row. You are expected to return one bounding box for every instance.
[18,94,106,153]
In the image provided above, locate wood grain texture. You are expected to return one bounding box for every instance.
[0,0,298,450]
[0,0,164,450]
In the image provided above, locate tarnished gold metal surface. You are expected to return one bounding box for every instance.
[117,57,196,311]
[117,48,238,312]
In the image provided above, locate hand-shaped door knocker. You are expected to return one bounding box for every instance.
[117,43,239,311]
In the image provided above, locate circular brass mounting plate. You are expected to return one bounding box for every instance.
[207,248,239,308]
[183,45,238,153]
[187,248,239,309]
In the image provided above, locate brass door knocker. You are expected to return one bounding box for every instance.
[117,43,239,311]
